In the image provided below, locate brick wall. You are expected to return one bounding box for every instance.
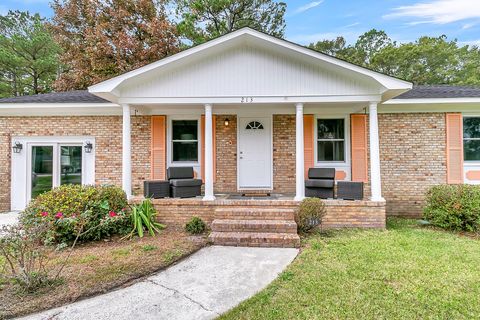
[379,113,447,217]
[273,115,296,193]
[215,115,237,193]
[0,116,151,211]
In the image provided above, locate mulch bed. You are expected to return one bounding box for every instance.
[0,229,207,319]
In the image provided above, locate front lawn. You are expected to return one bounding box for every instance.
[1,229,206,319]
[220,219,480,319]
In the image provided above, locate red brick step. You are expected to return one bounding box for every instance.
[214,207,295,220]
[211,219,297,233]
[208,231,300,248]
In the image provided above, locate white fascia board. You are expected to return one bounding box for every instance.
[0,103,118,109]
[384,98,480,104]
[88,28,412,99]
[118,94,382,105]
[0,103,121,116]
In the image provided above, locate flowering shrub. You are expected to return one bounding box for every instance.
[21,184,130,245]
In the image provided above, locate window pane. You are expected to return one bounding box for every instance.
[317,141,345,161]
[464,118,480,139]
[318,119,344,139]
[31,146,53,199]
[60,146,82,185]
[173,141,198,162]
[464,140,480,161]
[172,120,198,140]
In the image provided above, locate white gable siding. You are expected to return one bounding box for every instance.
[120,45,379,98]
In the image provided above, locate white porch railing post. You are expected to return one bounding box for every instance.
[203,104,216,201]
[122,104,132,198]
[369,101,383,201]
[295,103,305,201]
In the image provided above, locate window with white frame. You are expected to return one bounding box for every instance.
[463,117,480,161]
[317,118,345,162]
[171,120,199,162]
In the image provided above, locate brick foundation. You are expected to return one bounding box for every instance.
[144,198,386,229]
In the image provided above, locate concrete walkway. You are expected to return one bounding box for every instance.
[19,246,299,320]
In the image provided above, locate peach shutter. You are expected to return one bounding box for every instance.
[201,115,217,183]
[351,114,368,182]
[304,115,315,177]
[151,116,166,180]
[446,113,464,184]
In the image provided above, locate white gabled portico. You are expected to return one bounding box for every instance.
[89,27,412,201]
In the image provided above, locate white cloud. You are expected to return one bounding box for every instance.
[383,0,480,24]
[462,22,477,29]
[342,22,360,28]
[292,1,324,15]
[0,5,7,15]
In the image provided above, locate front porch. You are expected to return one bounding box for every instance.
[132,194,386,247]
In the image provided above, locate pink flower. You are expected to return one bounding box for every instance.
[109,211,117,217]
[40,211,48,217]
[55,212,63,219]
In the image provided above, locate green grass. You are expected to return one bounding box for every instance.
[141,244,158,252]
[78,255,99,264]
[219,218,480,320]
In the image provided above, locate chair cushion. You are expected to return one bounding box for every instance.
[305,179,334,188]
[308,168,335,179]
[170,179,202,187]
[167,167,194,180]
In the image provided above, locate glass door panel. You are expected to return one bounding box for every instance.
[31,146,54,199]
[60,146,82,185]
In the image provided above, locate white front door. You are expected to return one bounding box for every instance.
[238,117,272,189]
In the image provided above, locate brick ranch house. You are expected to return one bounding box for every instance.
[1,28,479,246]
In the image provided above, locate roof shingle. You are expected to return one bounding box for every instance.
[0,90,109,103]
[396,85,480,99]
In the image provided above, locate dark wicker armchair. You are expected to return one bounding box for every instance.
[305,168,335,199]
[167,167,202,198]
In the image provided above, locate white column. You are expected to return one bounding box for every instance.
[203,104,216,201]
[122,104,132,199]
[369,102,383,201]
[295,103,305,201]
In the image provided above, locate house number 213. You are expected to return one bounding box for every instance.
[241,97,254,103]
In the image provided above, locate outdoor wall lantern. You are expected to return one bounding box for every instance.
[224,118,230,127]
[12,141,23,154]
[84,141,93,153]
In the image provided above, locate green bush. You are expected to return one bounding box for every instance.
[21,184,130,245]
[423,184,480,232]
[295,198,326,233]
[185,216,206,235]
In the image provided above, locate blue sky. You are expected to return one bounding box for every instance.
[1,0,480,46]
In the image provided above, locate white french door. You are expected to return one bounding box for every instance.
[27,143,83,202]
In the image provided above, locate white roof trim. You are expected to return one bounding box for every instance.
[0,103,118,109]
[89,28,412,100]
[384,98,480,104]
